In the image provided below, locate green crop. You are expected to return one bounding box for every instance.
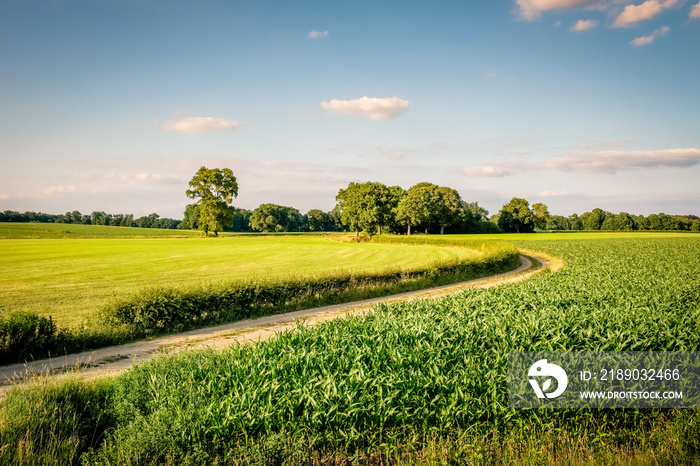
[4,234,700,465]
[77,236,700,463]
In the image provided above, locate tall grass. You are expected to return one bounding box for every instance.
[0,376,115,466]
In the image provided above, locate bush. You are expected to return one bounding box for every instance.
[0,311,65,364]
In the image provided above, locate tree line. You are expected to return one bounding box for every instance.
[492,198,700,233]
[2,166,698,234]
[0,210,181,229]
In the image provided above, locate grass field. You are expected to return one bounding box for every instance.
[0,234,483,328]
[0,222,203,238]
[3,232,699,464]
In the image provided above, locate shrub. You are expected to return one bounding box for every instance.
[0,311,65,364]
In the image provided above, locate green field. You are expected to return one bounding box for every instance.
[73,233,698,464]
[3,232,700,464]
[0,233,482,328]
[0,222,203,239]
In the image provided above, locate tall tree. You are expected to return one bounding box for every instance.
[497,197,536,233]
[435,186,465,234]
[250,204,303,232]
[185,166,239,236]
[396,182,440,235]
[335,182,397,238]
[531,202,550,230]
[178,203,200,230]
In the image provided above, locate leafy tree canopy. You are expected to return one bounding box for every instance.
[185,166,238,236]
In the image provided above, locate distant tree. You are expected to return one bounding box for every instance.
[497,197,536,233]
[306,209,337,232]
[186,166,239,236]
[230,207,252,232]
[635,215,650,230]
[581,208,608,230]
[335,182,398,238]
[611,212,636,231]
[250,204,303,232]
[90,211,108,226]
[435,186,465,234]
[455,202,492,233]
[396,182,440,235]
[568,213,583,231]
[134,213,160,228]
[546,215,571,231]
[531,202,550,230]
[179,204,200,230]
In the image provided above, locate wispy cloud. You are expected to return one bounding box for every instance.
[539,190,577,197]
[613,0,678,27]
[308,30,329,39]
[630,26,670,45]
[162,117,240,133]
[515,0,604,20]
[321,96,410,121]
[464,148,700,177]
[571,19,600,31]
[39,186,78,197]
[691,1,700,18]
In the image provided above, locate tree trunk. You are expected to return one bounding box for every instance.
[407,224,411,236]
[440,225,445,235]
[425,227,428,235]
[378,225,382,236]
[355,229,359,240]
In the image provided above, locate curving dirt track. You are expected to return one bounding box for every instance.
[0,253,552,395]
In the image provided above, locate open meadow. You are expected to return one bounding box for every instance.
[1,231,699,465]
[0,228,482,328]
[0,224,520,364]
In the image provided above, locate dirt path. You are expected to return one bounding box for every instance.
[0,253,551,394]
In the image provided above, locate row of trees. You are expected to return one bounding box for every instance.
[3,166,698,235]
[492,199,700,233]
[334,181,495,237]
[179,203,344,233]
[0,210,181,229]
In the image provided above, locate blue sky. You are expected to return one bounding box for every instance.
[1,0,699,218]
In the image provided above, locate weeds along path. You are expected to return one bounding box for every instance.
[0,253,552,395]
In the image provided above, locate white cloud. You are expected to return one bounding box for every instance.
[39,186,77,197]
[320,96,410,121]
[162,117,240,133]
[571,19,600,31]
[539,190,575,197]
[613,0,678,27]
[0,193,9,200]
[464,148,700,177]
[691,1,700,17]
[515,0,604,20]
[630,26,669,45]
[308,30,329,39]
[463,163,525,177]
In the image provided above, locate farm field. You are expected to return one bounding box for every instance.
[0,233,485,328]
[2,232,700,464]
[0,222,203,239]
